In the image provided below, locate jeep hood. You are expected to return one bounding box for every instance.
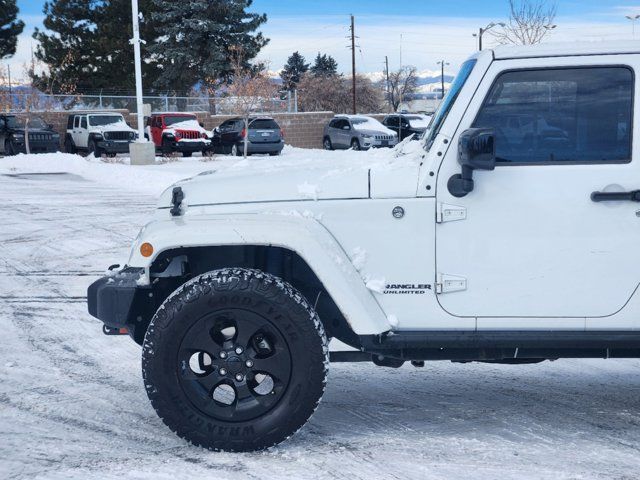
[158,165,371,208]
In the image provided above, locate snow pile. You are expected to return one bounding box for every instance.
[297,181,320,201]
[0,142,426,198]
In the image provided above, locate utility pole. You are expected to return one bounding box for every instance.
[350,14,357,114]
[437,60,449,100]
[385,55,391,111]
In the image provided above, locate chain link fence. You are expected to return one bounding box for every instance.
[2,92,293,114]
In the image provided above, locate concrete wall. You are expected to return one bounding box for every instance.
[12,110,375,150]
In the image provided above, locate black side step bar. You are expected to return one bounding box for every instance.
[359,331,640,361]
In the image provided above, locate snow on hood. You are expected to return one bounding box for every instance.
[164,119,208,135]
[349,116,396,136]
[157,143,423,209]
[90,119,135,133]
[407,116,432,129]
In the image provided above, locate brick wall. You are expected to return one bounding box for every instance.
[11,110,357,150]
[202,112,334,149]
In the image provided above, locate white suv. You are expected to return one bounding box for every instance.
[65,113,137,157]
[88,41,640,451]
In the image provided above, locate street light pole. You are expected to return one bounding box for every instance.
[626,15,640,37]
[472,22,506,51]
[129,0,154,165]
[131,0,145,141]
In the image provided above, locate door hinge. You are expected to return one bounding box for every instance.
[436,273,467,294]
[437,203,467,223]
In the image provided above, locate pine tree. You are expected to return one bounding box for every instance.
[280,51,308,91]
[150,0,269,93]
[32,0,158,94]
[0,0,25,59]
[310,53,338,77]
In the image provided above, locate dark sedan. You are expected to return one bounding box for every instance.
[382,114,431,141]
[211,117,284,156]
[0,115,61,155]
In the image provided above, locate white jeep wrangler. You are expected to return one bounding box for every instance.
[65,112,137,157]
[88,41,639,452]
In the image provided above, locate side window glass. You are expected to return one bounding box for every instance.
[74,116,80,128]
[81,117,88,129]
[0,118,5,129]
[473,67,633,164]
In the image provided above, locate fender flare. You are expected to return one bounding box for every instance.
[128,213,391,335]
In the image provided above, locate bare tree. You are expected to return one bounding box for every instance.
[387,66,418,112]
[225,46,277,157]
[297,74,383,114]
[493,0,557,45]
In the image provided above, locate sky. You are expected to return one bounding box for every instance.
[7,0,640,83]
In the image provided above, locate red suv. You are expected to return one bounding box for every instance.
[145,112,211,157]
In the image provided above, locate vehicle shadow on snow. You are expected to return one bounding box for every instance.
[296,361,640,448]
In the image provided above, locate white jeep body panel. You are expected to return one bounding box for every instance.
[129,41,640,335]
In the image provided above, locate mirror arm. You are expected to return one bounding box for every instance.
[447,165,475,198]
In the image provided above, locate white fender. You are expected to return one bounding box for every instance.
[128,213,391,335]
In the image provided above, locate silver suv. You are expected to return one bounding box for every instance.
[323,115,398,151]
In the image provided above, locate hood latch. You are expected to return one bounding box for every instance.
[170,186,184,216]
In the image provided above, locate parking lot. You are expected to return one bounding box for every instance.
[1,153,640,479]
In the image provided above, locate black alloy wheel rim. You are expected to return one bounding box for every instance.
[177,309,293,423]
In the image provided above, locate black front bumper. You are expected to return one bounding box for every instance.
[12,140,60,154]
[96,141,132,154]
[87,267,155,329]
[168,140,209,152]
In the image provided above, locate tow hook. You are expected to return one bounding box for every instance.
[103,325,129,336]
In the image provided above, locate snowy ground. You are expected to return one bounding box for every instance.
[1,148,640,479]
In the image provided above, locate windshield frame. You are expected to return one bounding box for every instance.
[164,115,198,127]
[88,114,126,127]
[425,59,477,150]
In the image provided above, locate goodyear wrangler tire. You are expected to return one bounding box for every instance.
[142,268,329,452]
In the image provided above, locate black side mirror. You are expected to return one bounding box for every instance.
[447,128,496,198]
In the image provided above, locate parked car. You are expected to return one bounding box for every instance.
[211,117,285,156]
[323,115,398,150]
[0,115,60,155]
[65,113,137,157]
[88,41,638,452]
[145,112,211,157]
[382,113,431,141]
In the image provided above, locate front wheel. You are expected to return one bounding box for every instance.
[142,268,329,452]
[5,140,15,156]
[182,151,193,158]
[350,138,361,151]
[88,139,103,157]
[64,136,77,154]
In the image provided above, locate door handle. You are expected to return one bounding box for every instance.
[591,190,640,202]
